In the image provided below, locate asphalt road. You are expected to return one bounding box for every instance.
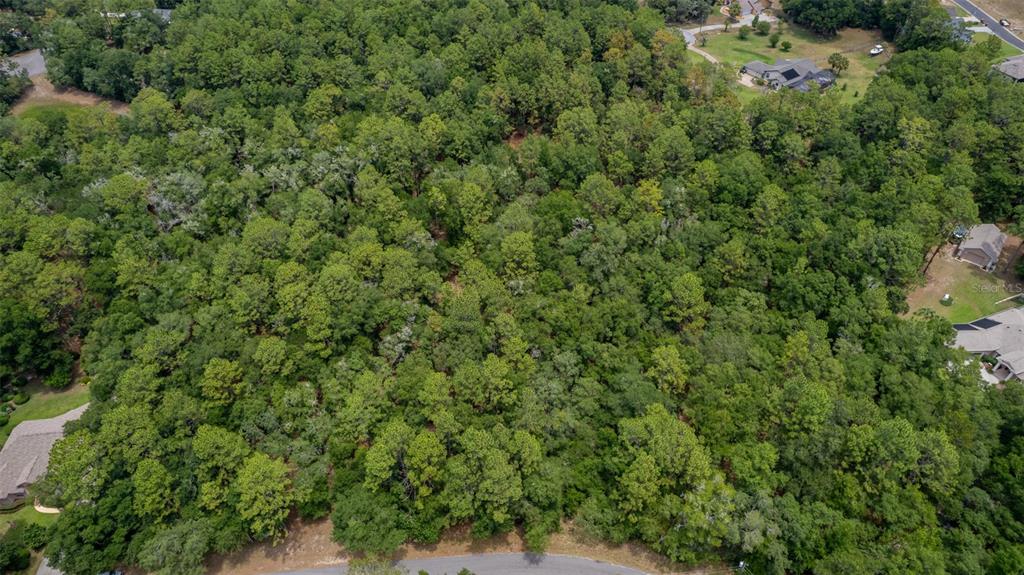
[952,0,1024,51]
[268,553,649,575]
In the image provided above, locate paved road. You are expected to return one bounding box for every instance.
[677,13,776,45]
[269,553,648,575]
[952,0,1024,51]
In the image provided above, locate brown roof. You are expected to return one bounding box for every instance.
[997,55,1024,81]
[0,404,88,505]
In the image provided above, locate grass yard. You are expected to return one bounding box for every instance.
[975,32,1023,60]
[701,21,889,104]
[0,505,60,533]
[0,383,89,449]
[907,244,1022,324]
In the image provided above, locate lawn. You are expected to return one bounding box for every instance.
[975,32,1023,60]
[700,21,889,104]
[907,245,1021,323]
[0,505,60,533]
[0,383,89,449]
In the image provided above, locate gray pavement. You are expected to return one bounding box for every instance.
[676,13,776,45]
[952,0,1024,51]
[269,553,649,575]
[5,49,45,77]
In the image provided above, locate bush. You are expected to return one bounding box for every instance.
[21,523,49,550]
[0,523,33,573]
[0,414,8,427]
[738,25,751,39]
[781,40,792,52]
[769,32,781,47]
[12,392,28,405]
[756,21,771,35]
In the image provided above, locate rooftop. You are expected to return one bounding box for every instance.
[954,308,1024,376]
[960,223,1007,261]
[0,404,88,505]
[996,54,1024,81]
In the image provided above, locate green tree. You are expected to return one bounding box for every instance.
[828,52,850,75]
[132,459,177,522]
[235,452,293,541]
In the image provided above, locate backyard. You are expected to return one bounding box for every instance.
[907,242,1023,323]
[0,383,89,449]
[698,21,889,104]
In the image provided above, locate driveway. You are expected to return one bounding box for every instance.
[268,553,648,575]
[6,49,46,77]
[952,0,1024,51]
[676,14,776,46]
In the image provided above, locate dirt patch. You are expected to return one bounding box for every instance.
[207,519,730,575]
[506,130,530,149]
[9,75,128,116]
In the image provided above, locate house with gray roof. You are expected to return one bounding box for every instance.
[996,54,1024,82]
[0,404,87,509]
[741,59,836,92]
[955,308,1024,381]
[956,224,1006,271]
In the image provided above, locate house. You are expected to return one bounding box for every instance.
[950,17,974,44]
[996,54,1024,82]
[740,59,836,92]
[0,404,87,509]
[956,224,1006,271]
[954,308,1024,381]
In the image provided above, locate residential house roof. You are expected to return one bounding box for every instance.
[0,404,88,505]
[954,308,1024,357]
[997,55,1024,81]
[741,59,836,91]
[960,223,1006,263]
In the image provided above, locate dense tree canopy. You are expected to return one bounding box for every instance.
[0,0,1022,573]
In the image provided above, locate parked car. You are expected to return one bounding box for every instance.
[869,44,885,56]
[1000,19,1010,27]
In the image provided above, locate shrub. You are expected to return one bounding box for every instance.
[21,524,49,550]
[781,40,792,51]
[769,32,781,47]
[0,414,8,427]
[738,25,751,39]
[756,21,771,35]
[12,393,28,405]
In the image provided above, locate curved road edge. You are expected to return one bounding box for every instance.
[951,0,1024,51]
[268,552,651,575]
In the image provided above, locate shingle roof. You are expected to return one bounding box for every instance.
[997,55,1024,81]
[960,224,1006,263]
[955,308,1024,355]
[741,59,832,90]
[0,404,88,505]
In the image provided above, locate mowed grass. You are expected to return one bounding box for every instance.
[907,249,1019,324]
[0,383,89,449]
[14,101,84,118]
[701,21,889,104]
[938,273,1017,324]
[0,504,60,533]
[975,32,1024,60]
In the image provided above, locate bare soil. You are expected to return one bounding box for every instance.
[206,519,731,575]
[9,76,128,116]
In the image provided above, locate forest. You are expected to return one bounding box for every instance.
[1,0,1024,573]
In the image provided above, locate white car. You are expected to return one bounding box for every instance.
[869,44,885,56]
[1000,19,1010,27]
